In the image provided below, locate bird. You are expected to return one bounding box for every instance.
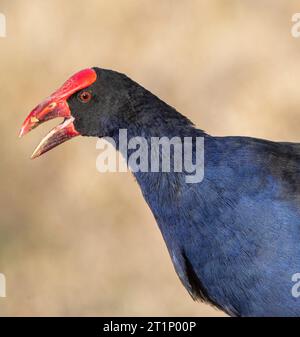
[19,67,300,317]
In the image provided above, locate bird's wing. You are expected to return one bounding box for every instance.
[171,136,300,316]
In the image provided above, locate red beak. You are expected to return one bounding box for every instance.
[19,68,97,159]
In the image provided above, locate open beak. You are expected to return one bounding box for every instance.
[19,68,97,159]
[19,98,79,159]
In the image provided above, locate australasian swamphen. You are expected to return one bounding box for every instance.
[20,68,300,316]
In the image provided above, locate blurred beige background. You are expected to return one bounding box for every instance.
[0,0,300,316]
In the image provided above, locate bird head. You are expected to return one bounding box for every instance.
[19,67,133,158]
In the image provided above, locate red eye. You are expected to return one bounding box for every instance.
[78,91,92,103]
